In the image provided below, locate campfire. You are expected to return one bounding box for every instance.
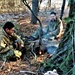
[33,47,47,63]
[39,50,42,55]
[34,47,47,56]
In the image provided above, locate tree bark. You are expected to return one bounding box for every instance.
[60,0,66,20]
[69,0,75,18]
[48,0,51,7]
[31,0,38,24]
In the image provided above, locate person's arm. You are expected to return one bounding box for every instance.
[46,20,60,36]
[12,33,24,48]
[56,19,64,38]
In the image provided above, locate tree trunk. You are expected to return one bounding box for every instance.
[48,0,51,7]
[69,0,75,18]
[31,0,38,24]
[60,0,66,20]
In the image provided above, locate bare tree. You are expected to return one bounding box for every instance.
[48,0,51,7]
[31,0,38,24]
[60,0,66,20]
[69,0,75,18]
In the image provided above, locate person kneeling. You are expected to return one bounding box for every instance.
[0,21,25,61]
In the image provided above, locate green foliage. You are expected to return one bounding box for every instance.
[68,0,75,5]
[64,17,72,24]
[41,17,75,75]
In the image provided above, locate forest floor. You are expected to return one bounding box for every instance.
[0,13,63,75]
[0,1,69,75]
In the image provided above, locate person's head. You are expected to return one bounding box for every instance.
[50,11,57,21]
[3,21,15,35]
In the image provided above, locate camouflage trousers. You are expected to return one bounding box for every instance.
[31,28,58,40]
[0,48,26,61]
[0,50,15,61]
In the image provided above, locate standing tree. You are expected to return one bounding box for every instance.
[31,0,38,24]
[22,0,39,24]
[60,0,66,20]
[69,0,75,18]
[48,0,51,7]
[41,0,75,75]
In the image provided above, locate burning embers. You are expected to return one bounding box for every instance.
[39,50,42,55]
[34,47,47,56]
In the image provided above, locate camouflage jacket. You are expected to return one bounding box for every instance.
[31,18,63,39]
[0,28,24,54]
[43,18,63,36]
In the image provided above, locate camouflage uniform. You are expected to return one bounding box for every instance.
[31,18,63,40]
[0,28,24,61]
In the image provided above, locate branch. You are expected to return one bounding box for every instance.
[21,0,43,44]
[20,70,36,75]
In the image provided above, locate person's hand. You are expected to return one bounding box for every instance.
[17,42,24,49]
[14,50,22,58]
[19,44,24,50]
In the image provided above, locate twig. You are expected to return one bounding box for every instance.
[30,42,37,62]
[0,59,6,69]
[20,70,36,75]
[64,67,74,75]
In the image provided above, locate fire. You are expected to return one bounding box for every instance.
[39,50,42,55]
[36,50,44,63]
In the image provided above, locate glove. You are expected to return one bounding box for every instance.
[14,50,22,58]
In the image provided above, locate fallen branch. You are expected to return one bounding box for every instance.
[20,70,36,75]
[0,59,6,69]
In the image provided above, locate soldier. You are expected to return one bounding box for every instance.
[0,21,25,61]
[29,11,64,40]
